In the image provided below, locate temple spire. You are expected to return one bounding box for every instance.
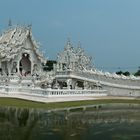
[8,19,12,27]
[64,38,73,50]
[77,41,82,48]
[67,38,71,46]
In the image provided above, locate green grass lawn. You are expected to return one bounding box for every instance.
[0,97,140,109]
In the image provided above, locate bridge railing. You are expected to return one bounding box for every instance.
[56,70,140,87]
[0,86,107,97]
[46,89,107,97]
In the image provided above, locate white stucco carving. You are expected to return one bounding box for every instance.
[56,39,94,71]
[0,25,46,76]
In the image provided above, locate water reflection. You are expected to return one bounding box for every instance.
[0,104,140,140]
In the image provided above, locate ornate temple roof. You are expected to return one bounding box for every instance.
[0,25,46,63]
[57,39,94,70]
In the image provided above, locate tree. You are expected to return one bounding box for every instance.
[134,67,140,76]
[116,71,130,76]
[123,71,130,76]
[116,71,123,75]
[43,60,57,71]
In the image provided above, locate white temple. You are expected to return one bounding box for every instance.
[0,25,46,76]
[0,25,140,99]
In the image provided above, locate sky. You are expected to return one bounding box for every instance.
[0,0,140,72]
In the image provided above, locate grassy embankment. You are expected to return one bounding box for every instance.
[0,97,140,109]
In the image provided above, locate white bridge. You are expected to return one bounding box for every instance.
[55,69,140,97]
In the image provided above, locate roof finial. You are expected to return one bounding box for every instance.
[77,41,81,48]
[28,23,32,29]
[67,38,71,46]
[65,38,73,50]
[8,19,12,27]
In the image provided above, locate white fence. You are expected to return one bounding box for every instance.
[46,89,107,97]
[0,86,107,97]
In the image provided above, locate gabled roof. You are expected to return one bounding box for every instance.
[0,25,46,63]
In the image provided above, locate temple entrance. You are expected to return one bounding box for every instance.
[19,53,31,76]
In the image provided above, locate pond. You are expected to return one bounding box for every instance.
[0,103,140,140]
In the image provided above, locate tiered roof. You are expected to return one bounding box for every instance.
[0,25,46,63]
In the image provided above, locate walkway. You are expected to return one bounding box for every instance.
[0,92,138,103]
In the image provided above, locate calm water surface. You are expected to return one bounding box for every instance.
[0,104,140,140]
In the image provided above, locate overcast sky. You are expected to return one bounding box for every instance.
[0,0,140,72]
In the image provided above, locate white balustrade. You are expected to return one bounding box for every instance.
[0,85,107,97]
[56,70,140,88]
